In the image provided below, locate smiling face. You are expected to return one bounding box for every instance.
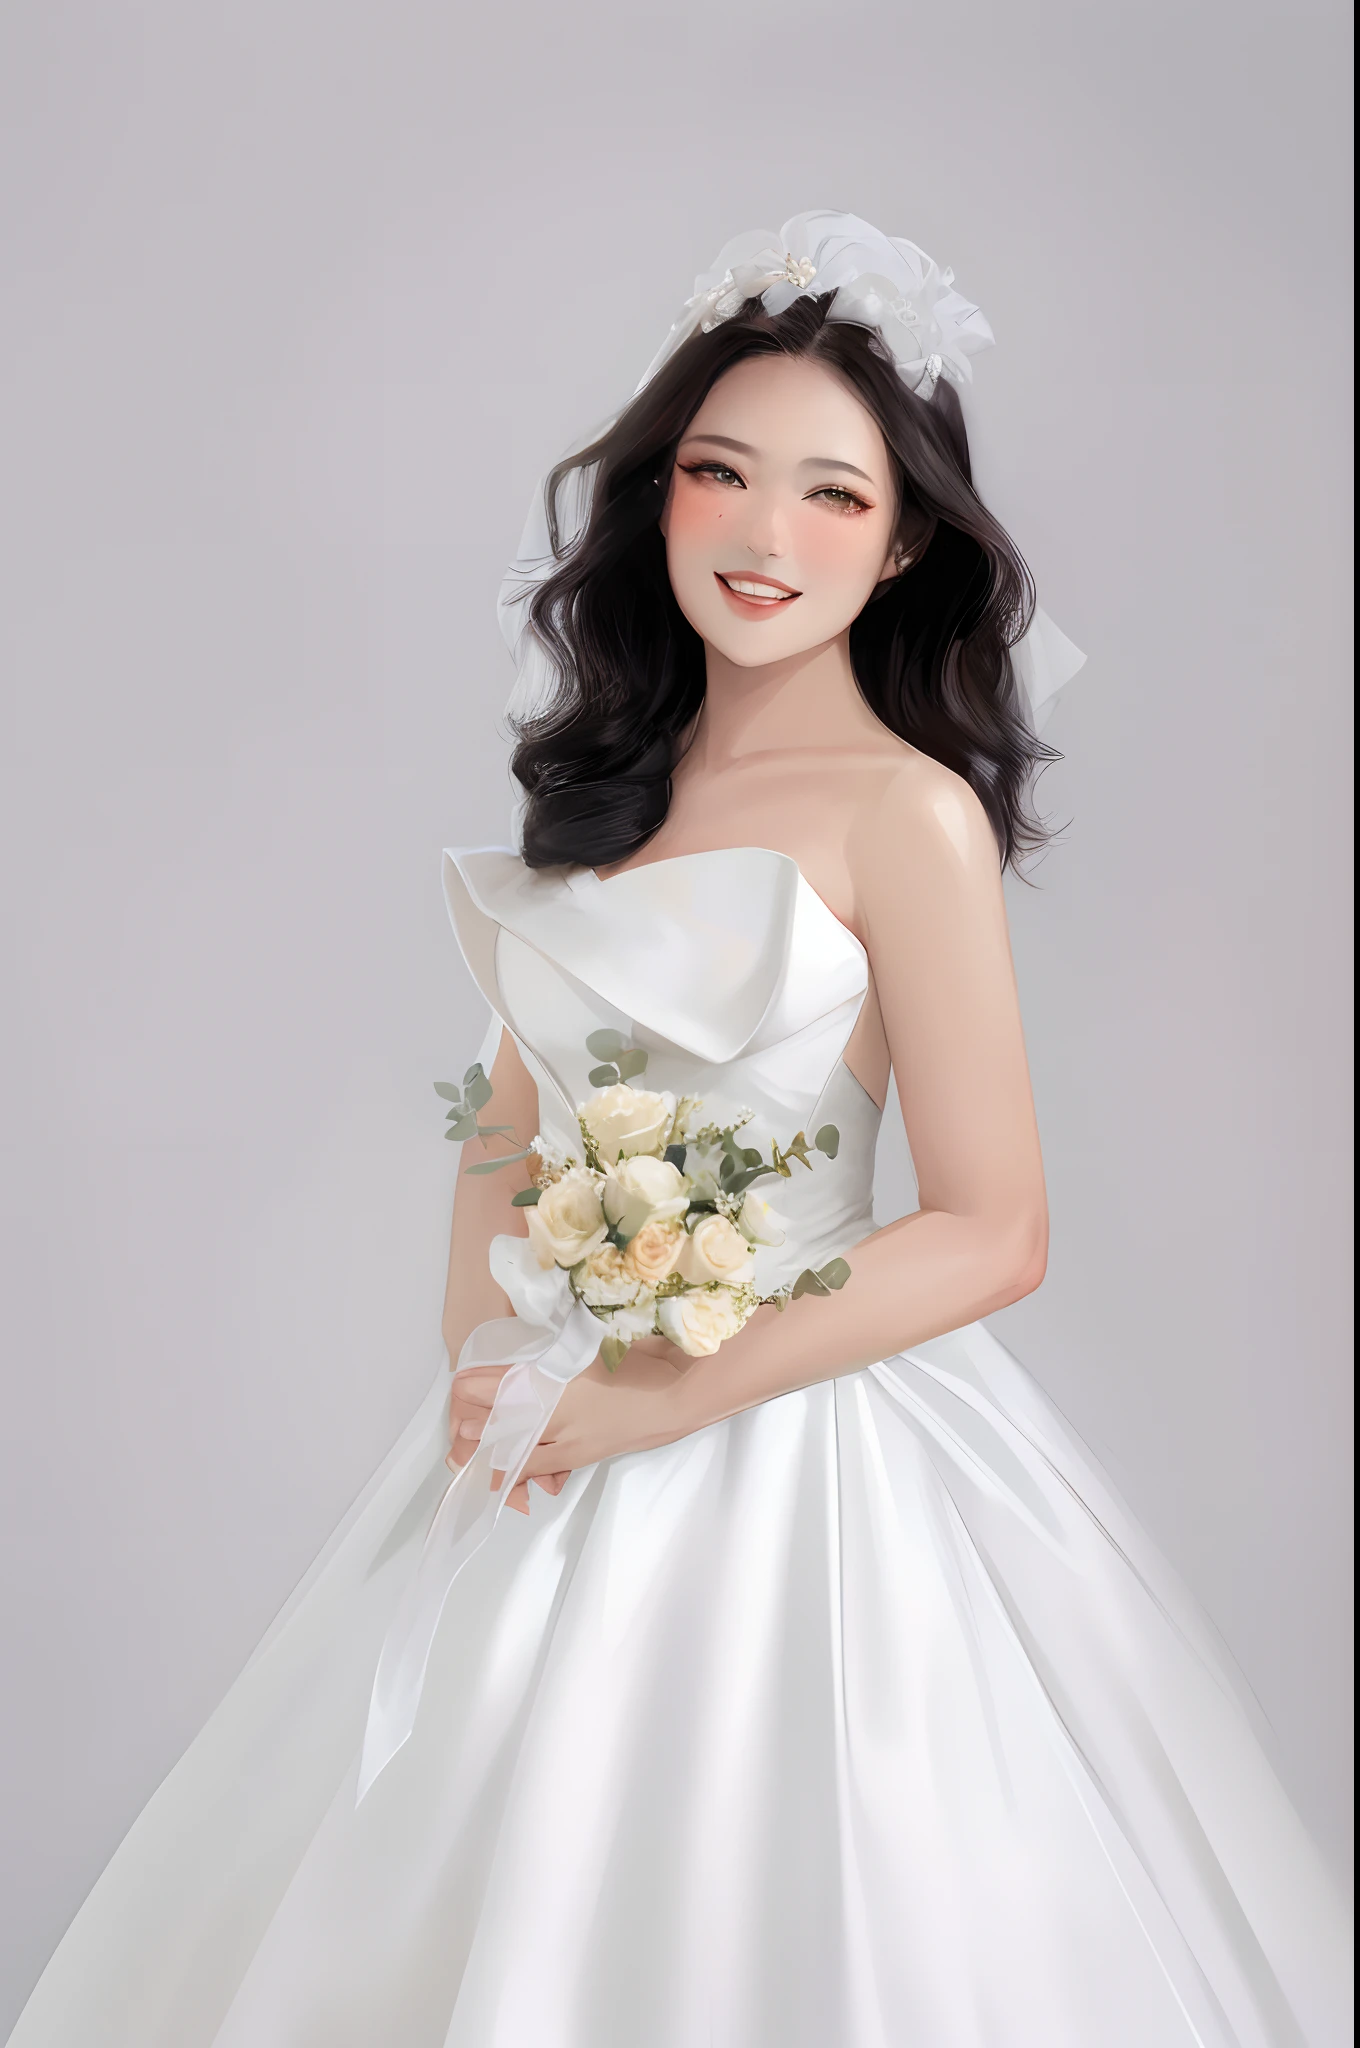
[659,353,903,669]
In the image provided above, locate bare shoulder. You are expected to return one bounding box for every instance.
[848,747,999,882]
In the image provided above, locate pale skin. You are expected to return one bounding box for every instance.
[444,353,1049,1510]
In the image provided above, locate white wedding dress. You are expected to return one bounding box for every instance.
[9,846,1351,2047]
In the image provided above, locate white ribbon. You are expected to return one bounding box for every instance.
[356,1236,603,1802]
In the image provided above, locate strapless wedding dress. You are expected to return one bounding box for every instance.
[9,848,1350,2047]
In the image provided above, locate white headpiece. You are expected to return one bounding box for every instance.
[500,208,1085,733]
[638,209,997,402]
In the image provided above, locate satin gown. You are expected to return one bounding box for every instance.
[9,847,1351,2047]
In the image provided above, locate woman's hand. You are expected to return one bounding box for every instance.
[447,1339,693,1515]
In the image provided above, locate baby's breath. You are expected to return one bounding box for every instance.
[529,1133,578,1184]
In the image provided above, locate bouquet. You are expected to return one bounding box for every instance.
[436,1030,849,1365]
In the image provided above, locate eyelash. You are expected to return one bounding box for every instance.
[679,461,872,515]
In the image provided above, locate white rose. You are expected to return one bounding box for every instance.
[580,1083,675,1164]
[679,1213,757,1285]
[572,1243,644,1308]
[657,1286,747,1358]
[605,1298,660,1344]
[602,1153,690,1239]
[524,1167,607,1270]
[737,1190,786,1246]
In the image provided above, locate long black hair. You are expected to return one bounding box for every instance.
[511,290,1056,871]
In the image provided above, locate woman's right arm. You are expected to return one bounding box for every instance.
[439,1026,541,1366]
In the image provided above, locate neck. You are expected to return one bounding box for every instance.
[682,633,881,772]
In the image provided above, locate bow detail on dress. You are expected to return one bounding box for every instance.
[443,846,804,1070]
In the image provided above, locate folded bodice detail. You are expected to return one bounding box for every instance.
[442,847,883,1282]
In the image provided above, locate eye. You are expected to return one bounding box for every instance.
[679,461,746,489]
[808,484,872,515]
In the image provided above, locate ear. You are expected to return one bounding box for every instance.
[876,511,936,591]
[872,542,912,595]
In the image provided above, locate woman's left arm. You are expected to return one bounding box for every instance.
[521,762,1049,1480]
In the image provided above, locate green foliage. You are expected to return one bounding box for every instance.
[510,1187,541,1207]
[599,1335,627,1373]
[583,1030,648,1090]
[434,1064,534,1178]
[464,1149,532,1176]
[814,1125,840,1159]
[790,1258,852,1300]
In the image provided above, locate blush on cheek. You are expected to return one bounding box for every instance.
[665,481,727,548]
[791,508,886,597]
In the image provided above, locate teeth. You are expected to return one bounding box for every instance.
[722,576,796,600]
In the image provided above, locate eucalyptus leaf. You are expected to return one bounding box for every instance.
[475,1123,516,1135]
[791,1268,832,1299]
[817,1257,851,1289]
[443,1127,460,1142]
[510,1187,541,1207]
[663,1143,687,1171]
[463,1063,487,1088]
[600,1334,627,1373]
[585,1028,626,1061]
[614,1047,649,1080]
[465,1072,494,1111]
[741,1147,762,1168]
[434,1082,462,1102]
[445,1105,465,1120]
[814,1125,841,1159]
[588,1063,620,1088]
[449,1114,478,1140]
[464,1148,531,1175]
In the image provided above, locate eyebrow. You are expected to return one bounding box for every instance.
[680,433,877,486]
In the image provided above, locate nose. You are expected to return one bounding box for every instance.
[741,488,789,563]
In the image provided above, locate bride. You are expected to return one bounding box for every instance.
[9,212,1350,2047]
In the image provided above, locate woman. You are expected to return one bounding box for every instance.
[9,213,1349,2047]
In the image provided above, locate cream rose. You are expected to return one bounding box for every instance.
[602,1153,690,1239]
[737,1190,786,1246]
[679,1213,757,1285]
[580,1083,675,1164]
[657,1286,746,1358]
[572,1243,645,1308]
[622,1218,685,1287]
[524,1167,607,1270]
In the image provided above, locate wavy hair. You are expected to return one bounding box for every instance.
[511,290,1056,871]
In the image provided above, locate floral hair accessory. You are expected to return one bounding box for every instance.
[636,208,996,401]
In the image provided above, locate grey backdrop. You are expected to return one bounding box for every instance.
[0,0,1352,2026]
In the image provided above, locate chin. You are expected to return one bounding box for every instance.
[699,620,828,668]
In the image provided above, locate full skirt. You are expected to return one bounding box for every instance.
[8,1323,1352,2047]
